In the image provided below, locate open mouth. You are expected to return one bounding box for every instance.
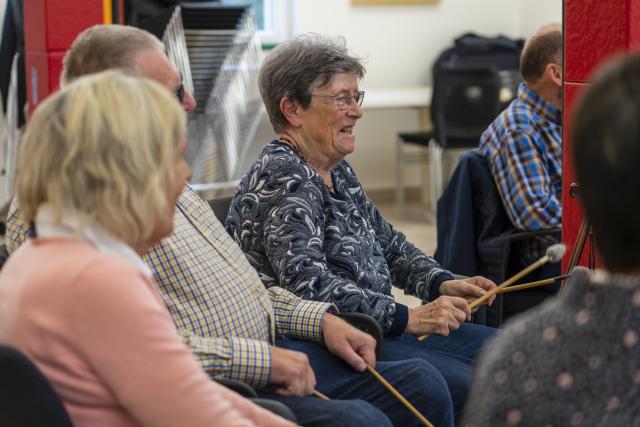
[340,126,354,135]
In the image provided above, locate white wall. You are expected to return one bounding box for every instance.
[294,0,520,87]
[246,0,562,191]
[518,0,563,39]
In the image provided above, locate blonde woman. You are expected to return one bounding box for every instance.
[0,70,292,427]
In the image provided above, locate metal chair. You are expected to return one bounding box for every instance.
[396,68,503,219]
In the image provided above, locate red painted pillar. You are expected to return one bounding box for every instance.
[24,0,124,113]
[562,0,640,270]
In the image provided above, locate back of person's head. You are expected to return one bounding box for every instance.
[259,33,365,133]
[17,70,185,246]
[61,24,164,86]
[519,23,562,84]
[572,54,640,273]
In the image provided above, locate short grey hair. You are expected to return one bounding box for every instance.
[259,34,366,132]
[61,24,164,86]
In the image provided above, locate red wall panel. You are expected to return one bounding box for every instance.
[631,1,640,48]
[24,0,114,113]
[561,82,592,271]
[565,0,628,83]
[563,0,640,270]
[24,0,104,51]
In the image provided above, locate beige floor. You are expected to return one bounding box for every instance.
[377,203,436,308]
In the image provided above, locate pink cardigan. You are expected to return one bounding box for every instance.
[0,238,292,427]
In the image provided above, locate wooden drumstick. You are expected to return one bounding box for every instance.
[365,364,434,427]
[469,244,566,310]
[495,273,571,294]
[313,367,433,426]
[418,244,566,342]
[312,390,330,400]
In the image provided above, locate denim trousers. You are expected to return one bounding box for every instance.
[258,338,456,427]
[384,322,497,423]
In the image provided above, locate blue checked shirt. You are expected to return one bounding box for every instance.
[479,82,562,257]
[5,186,333,388]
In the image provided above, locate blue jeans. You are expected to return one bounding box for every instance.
[258,338,455,427]
[384,322,497,424]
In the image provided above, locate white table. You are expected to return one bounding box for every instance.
[362,85,432,110]
[363,85,432,132]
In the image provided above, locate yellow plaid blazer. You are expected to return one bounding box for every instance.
[6,186,332,387]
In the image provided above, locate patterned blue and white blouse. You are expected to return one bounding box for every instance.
[226,141,454,335]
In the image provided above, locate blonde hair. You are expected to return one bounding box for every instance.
[60,24,164,86]
[17,70,185,246]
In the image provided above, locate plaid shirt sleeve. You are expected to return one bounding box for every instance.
[494,130,562,231]
[268,286,334,343]
[5,198,31,254]
[180,329,272,388]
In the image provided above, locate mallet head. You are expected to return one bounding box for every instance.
[546,243,567,263]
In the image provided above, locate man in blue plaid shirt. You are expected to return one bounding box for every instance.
[480,24,562,262]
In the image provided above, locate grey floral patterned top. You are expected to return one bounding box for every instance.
[463,269,640,426]
[226,141,453,335]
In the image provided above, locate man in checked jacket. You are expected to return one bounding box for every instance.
[5,24,450,427]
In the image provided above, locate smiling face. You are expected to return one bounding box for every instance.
[298,72,364,163]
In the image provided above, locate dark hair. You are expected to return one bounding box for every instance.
[259,34,365,133]
[519,28,562,83]
[572,54,640,272]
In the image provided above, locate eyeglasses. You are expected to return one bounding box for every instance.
[311,91,365,110]
[176,73,185,104]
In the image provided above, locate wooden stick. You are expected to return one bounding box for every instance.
[561,217,590,296]
[565,216,589,275]
[312,390,330,400]
[418,255,551,342]
[365,364,434,427]
[495,273,571,294]
[469,254,550,309]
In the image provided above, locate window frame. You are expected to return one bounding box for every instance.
[258,0,295,45]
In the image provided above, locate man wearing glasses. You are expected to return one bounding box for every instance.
[6,25,439,427]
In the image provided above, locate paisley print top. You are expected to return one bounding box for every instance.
[226,141,454,334]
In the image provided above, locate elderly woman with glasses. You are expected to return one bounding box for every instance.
[226,34,498,424]
[0,70,293,427]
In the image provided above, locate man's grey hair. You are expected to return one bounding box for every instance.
[259,33,366,133]
[61,24,164,86]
